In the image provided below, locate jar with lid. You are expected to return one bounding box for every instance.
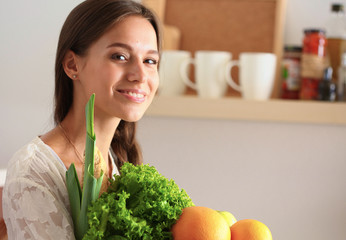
[281,46,302,99]
[300,29,328,100]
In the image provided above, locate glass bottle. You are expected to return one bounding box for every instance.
[327,3,346,39]
[317,67,336,101]
[326,3,346,81]
[338,51,346,101]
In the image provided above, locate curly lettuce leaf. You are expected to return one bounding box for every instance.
[83,163,194,240]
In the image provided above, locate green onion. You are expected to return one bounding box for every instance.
[66,93,104,240]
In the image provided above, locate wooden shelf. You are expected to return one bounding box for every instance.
[146,96,346,125]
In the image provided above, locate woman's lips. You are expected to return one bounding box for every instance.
[118,89,147,103]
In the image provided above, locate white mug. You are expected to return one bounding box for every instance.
[158,50,191,96]
[226,53,277,100]
[180,50,231,98]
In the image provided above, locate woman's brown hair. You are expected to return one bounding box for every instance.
[54,0,161,167]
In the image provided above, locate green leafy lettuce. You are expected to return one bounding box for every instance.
[83,163,194,240]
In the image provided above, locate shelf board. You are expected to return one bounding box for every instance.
[146,96,346,125]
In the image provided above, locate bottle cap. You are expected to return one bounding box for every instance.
[331,3,344,12]
[304,29,326,35]
[284,45,302,53]
[323,67,333,80]
[341,52,346,66]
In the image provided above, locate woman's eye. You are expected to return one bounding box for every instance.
[145,58,158,65]
[111,54,126,61]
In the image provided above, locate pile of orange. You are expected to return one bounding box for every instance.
[171,206,272,240]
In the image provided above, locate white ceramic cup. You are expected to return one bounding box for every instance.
[158,50,191,96]
[226,52,277,100]
[180,50,231,98]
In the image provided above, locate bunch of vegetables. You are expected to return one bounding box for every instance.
[83,163,194,239]
[66,94,194,240]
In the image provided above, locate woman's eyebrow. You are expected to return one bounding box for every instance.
[107,42,159,56]
[107,42,131,50]
[147,49,159,56]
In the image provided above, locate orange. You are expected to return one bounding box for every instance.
[217,210,237,227]
[171,206,231,240]
[230,219,272,240]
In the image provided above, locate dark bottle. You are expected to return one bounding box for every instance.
[317,67,336,101]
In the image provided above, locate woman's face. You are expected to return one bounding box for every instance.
[75,15,159,122]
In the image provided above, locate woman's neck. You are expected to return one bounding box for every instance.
[94,116,121,157]
[61,104,121,162]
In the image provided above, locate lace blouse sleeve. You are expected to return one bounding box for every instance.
[3,179,75,240]
[2,138,75,240]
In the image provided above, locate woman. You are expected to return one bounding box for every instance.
[2,0,161,239]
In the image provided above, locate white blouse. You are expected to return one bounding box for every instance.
[2,137,119,240]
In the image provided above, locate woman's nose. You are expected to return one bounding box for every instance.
[127,59,147,82]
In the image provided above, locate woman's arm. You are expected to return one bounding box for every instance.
[3,178,75,240]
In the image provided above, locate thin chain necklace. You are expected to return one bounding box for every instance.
[59,123,112,194]
[58,123,84,164]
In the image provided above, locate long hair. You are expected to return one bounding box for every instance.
[54,0,161,167]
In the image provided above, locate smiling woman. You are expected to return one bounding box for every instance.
[66,15,160,122]
[2,0,161,239]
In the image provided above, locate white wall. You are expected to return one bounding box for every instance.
[138,117,346,240]
[0,0,83,166]
[284,0,346,44]
[1,0,346,239]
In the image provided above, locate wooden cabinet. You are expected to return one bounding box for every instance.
[164,0,287,98]
[145,0,346,125]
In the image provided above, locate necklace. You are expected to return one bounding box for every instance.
[58,123,84,164]
[58,123,111,194]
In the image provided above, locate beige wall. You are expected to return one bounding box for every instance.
[138,117,346,240]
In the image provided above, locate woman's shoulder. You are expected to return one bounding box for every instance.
[7,137,64,168]
[2,138,74,239]
[5,137,66,185]
[3,137,70,206]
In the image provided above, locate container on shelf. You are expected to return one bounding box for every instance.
[326,3,346,81]
[300,29,328,100]
[281,46,302,99]
[317,67,336,101]
[338,51,346,101]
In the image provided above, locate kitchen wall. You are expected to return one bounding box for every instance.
[1,0,346,240]
[0,0,82,168]
[285,0,346,45]
[138,117,346,240]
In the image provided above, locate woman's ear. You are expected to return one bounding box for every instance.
[62,50,79,80]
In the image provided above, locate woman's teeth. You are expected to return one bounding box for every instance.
[127,92,144,98]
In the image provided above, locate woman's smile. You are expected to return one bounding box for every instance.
[117,88,147,103]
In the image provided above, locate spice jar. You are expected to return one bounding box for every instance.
[281,46,302,99]
[300,29,328,100]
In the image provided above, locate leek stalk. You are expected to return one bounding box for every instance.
[66,93,104,240]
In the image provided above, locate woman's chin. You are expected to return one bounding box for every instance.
[122,112,145,123]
